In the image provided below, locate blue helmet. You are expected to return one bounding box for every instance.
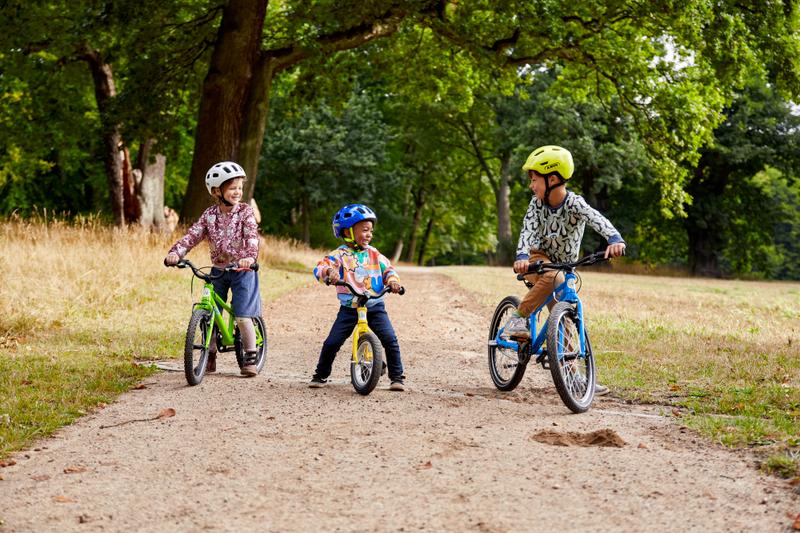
[332,204,377,238]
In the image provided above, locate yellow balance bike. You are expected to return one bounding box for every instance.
[330,280,405,395]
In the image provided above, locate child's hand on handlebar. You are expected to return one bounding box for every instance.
[388,280,401,293]
[513,260,529,274]
[165,252,180,266]
[238,257,255,269]
[325,267,340,284]
[604,242,626,258]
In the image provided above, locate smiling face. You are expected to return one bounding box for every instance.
[528,170,549,201]
[218,178,244,205]
[351,220,374,248]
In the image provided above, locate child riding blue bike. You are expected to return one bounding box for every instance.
[503,145,626,395]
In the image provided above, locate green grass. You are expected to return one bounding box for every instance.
[438,265,800,471]
[0,220,315,459]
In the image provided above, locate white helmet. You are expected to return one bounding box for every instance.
[205,161,246,196]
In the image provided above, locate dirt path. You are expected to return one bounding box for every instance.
[1,270,797,532]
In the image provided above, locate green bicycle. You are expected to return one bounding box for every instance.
[168,259,267,385]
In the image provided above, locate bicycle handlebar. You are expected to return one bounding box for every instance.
[165,258,259,281]
[328,279,405,298]
[515,251,608,281]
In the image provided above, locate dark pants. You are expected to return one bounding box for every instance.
[314,302,404,381]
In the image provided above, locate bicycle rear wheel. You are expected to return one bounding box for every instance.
[351,332,383,396]
[184,309,212,386]
[546,301,595,413]
[488,296,528,391]
[234,316,268,374]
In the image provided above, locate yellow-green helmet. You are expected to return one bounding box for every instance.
[522,145,574,180]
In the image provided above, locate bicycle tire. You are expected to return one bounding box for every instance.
[351,332,383,395]
[546,301,595,413]
[234,316,268,374]
[488,295,528,391]
[184,309,212,386]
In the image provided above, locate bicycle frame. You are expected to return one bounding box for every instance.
[193,282,237,348]
[495,269,586,362]
[351,303,372,362]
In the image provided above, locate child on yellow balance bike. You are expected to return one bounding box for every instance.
[309,204,406,391]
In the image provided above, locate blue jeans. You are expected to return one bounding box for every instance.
[314,302,404,381]
[210,268,261,317]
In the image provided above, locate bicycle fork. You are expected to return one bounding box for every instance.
[351,305,371,362]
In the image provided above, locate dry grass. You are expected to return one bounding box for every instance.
[439,265,800,464]
[0,217,320,457]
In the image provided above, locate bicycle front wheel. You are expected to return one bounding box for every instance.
[488,296,527,391]
[546,301,595,413]
[184,309,212,386]
[234,316,268,374]
[351,332,384,396]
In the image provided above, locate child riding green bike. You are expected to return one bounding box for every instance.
[165,161,263,377]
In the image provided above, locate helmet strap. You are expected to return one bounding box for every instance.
[343,227,363,250]
[543,175,566,207]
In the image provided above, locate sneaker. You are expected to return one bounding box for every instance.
[594,383,610,396]
[502,315,530,339]
[389,380,405,392]
[240,351,258,377]
[206,353,217,373]
[308,377,328,388]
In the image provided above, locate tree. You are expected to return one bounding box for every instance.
[686,75,800,277]
[0,0,208,228]
[180,0,800,232]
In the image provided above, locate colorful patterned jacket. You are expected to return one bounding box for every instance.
[313,245,400,308]
[169,203,260,267]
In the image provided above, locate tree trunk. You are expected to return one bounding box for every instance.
[417,216,434,266]
[80,49,125,226]
[685,157,728,277]
[404,187,425,263]
[134,139,167,232]
[300,193,311,245]
[239,57,275,202]
[122,147,139,224]
[179,0,268,222]
[391,240,404,263]
[495,152,513,263]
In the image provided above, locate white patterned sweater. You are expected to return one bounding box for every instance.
[515,191,624,262]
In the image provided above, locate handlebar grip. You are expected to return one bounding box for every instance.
[250,263,259,272]
[398,286,405,295]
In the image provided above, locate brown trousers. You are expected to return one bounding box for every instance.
[518,251,564,318]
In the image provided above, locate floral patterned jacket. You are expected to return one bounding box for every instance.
[169,203,260,267]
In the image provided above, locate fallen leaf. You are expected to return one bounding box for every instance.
[53,495,76,503]
[789,477,800,486]
[157,408,176,419]
[671,408,682,417]
[638,443,648,449]
[133,384,147,390]
[669,384,681,391]
[64,466,87,474]
[32,474,51,481]
[417,461,433,470]
[793,513,800,531]
[0,460,16,468]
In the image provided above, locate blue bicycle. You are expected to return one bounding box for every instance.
[487,252,608,413]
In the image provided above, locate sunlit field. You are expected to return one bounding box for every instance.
[439,265,800,474]
[0,218,317,457]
